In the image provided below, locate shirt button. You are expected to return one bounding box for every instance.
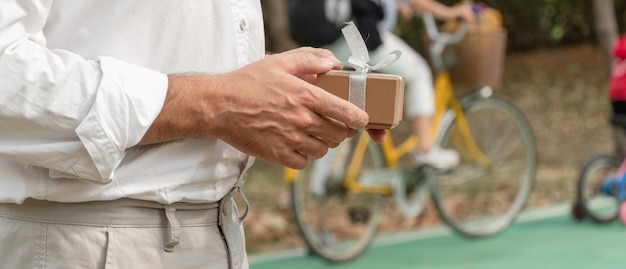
[239,20,247,32]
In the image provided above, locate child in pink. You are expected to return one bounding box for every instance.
[608,34,626,169]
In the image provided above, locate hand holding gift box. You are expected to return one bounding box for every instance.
[316,21,406,129]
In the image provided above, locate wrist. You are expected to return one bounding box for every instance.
[139,74,218,145]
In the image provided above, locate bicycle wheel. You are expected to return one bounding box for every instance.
[289,134,386,262]
[576,154,620,223]
[429,96,536,238]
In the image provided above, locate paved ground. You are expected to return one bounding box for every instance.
[249,204,626,269]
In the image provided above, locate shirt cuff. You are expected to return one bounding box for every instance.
[74,56,168,183]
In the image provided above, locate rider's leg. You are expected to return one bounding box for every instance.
[324,31,459,169]
[373,32,459,169]
[413,116,432,152]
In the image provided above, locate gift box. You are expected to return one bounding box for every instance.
[316,70,405,129]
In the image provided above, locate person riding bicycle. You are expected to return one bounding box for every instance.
[288,0,474,170]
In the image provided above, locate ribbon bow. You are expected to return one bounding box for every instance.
[337,21,401,110]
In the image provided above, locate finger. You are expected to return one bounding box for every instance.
[294,134,330,160]
[277,51,338,76]
[274,150,309,170]
[309,134,340,148]
[347,127,358,138]
[286,47,340,63]
[299,70,340,85]
[366,129,387,144]
[305,115,350,146]
[298,74,317,84]
[309,88,370,129]
[273,52,369,128]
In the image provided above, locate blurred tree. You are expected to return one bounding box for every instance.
[262,0,298,53]
[592,0,619,70]
[393,0,620,52]
[262,0,623,54]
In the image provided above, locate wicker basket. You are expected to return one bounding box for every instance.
[446,27,508,92]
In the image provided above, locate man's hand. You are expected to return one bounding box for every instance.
[366,129,386,144]
[141,47,387,169]
[452,2,475,24]
[209,47,376,168]
[397,2,415,20]
[140,48,385,169]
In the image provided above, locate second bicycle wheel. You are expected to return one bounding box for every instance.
[290,134,386,262]
[576,154,620,223]
[430,96,536,238]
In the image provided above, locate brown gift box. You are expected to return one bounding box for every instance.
[316,70,405,129]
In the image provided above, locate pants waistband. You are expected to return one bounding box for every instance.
[0,185,249,255]
[0,198,220,227]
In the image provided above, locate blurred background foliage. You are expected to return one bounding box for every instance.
[249,0,623,253]
[397,0,626,52]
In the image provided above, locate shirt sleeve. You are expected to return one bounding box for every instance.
[0,0,168,184]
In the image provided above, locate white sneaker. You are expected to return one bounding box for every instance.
[415,146,460,170]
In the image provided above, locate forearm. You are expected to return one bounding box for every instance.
[409,0,460,20]
[139,74,213,145]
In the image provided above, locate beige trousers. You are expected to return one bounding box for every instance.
[0,196,248,269]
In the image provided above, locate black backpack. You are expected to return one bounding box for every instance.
[287,0,385,50]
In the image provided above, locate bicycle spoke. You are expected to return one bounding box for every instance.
[290,134,385,262]
[430,97,536,238]
[576,155,620,223]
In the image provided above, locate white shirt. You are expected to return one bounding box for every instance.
[0,1,264,204]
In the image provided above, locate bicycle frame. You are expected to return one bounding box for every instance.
[284,12,492,196]
[284,71,490,196]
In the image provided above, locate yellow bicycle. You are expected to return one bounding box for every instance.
[285,14,536,262]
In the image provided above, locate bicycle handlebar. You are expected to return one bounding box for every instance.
[421,2,478,73]
[422,13,469,47]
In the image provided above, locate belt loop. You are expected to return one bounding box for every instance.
[218,186,250,226]
[234,172,249,222]
[163,205,181,252]
[237,187,249,222]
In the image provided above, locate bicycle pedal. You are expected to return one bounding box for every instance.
[348,206,370,224]
[392,168,428,218]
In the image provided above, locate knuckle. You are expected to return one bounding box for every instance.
[283,132,302,146]
[293,114,315,129]
[273,56,291,69]
[301,53,319,66]
[340,105,355,121]
[274,148,293,164]
[293,111,317,130]
[296,89,316,105]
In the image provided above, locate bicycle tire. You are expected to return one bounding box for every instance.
[429,96,536,238]
[289,134,386,262]
[576,154,620,223]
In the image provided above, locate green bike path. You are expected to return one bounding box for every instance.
[249,204,626,269]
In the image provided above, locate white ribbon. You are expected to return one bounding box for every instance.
[337,21,401,110]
